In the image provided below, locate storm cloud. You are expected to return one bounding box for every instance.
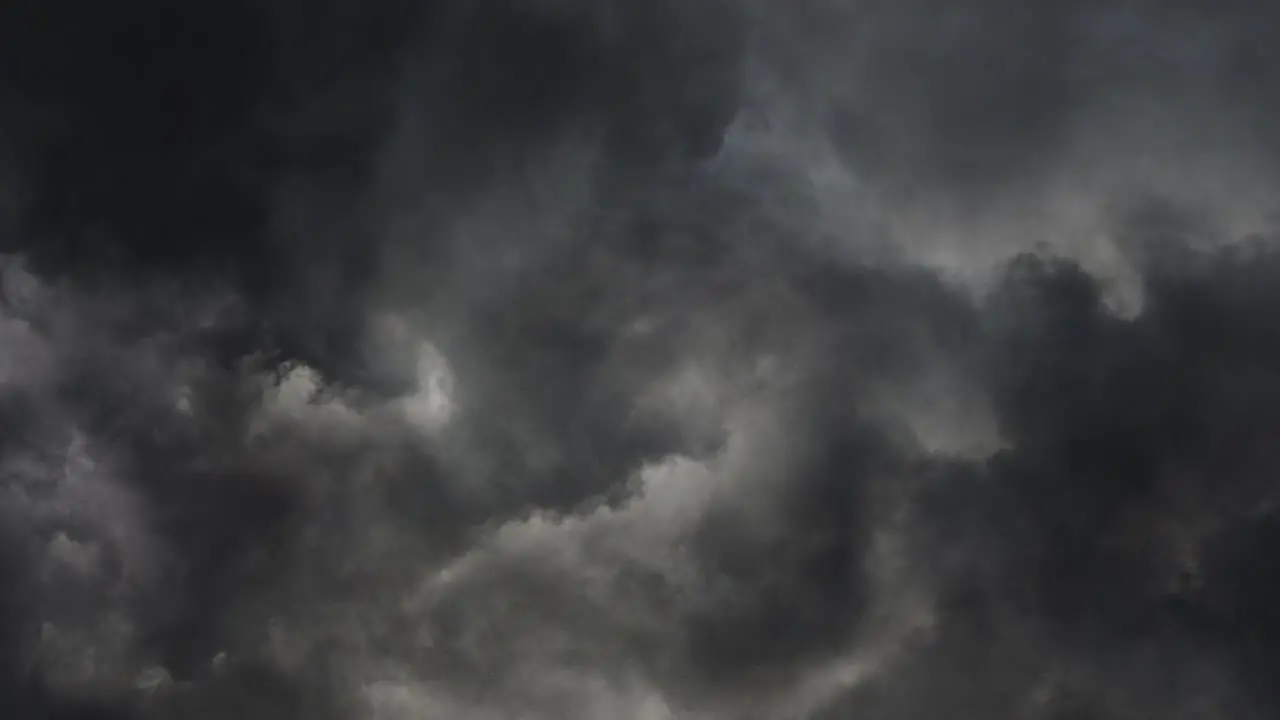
[3,1,1280,718]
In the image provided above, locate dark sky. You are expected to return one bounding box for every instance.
[3,1,1280,718]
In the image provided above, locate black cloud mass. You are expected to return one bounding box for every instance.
[3,1,1280,718]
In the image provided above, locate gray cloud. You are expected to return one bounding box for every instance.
[4,1,1280,718]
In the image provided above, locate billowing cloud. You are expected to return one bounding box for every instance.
[4,1,1280,718]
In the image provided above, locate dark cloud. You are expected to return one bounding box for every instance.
[4,1,1280,718]
[760,0,1280,193]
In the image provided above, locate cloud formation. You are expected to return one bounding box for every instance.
[4,1,1280,718]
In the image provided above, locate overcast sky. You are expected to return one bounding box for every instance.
[4,1,1280,718]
